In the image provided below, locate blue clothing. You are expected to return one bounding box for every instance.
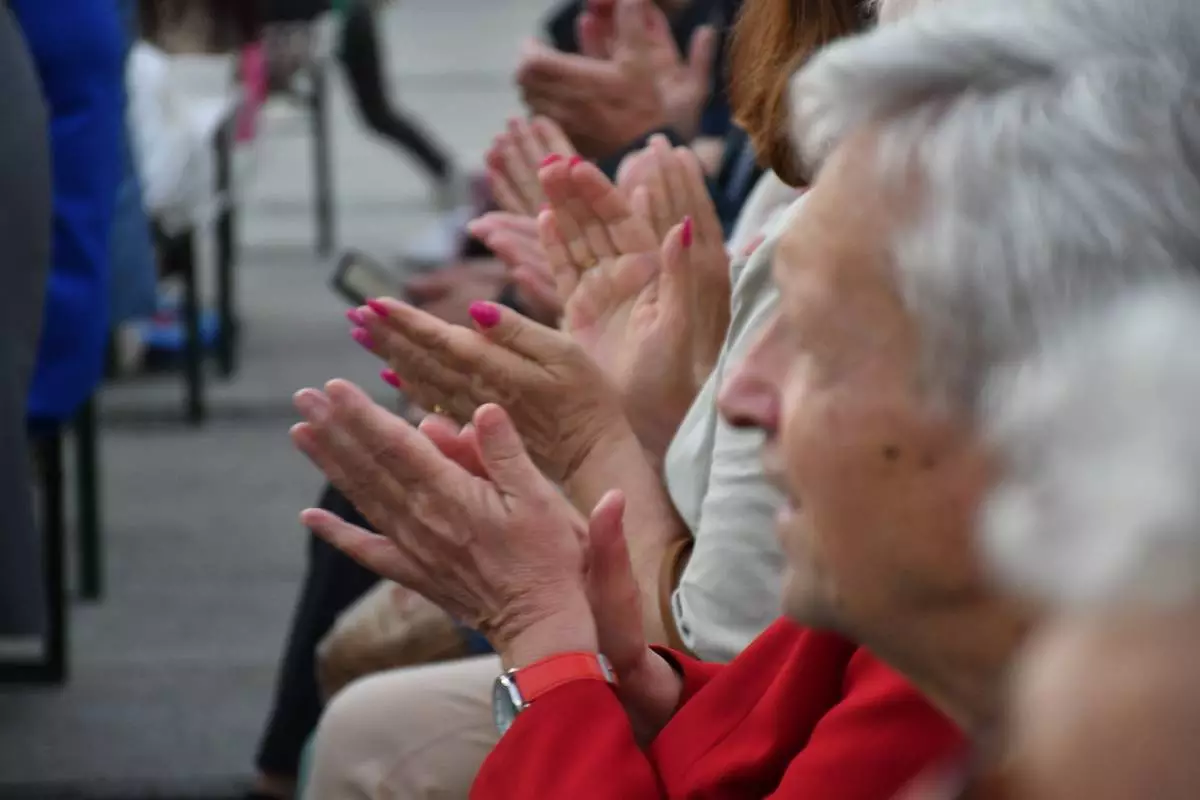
[111,0,157,325]
[13,0,125,422]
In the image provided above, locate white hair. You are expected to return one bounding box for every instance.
[789,0,1200,414]
[982,285,1200,611]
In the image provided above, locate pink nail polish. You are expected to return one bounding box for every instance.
[540,154,563,168]
[346,308,365,326]
[380,369,403,389]
[350,327,375,350]
[682,216,693,248]
[568,155,584,168]
[366,299,389,317]
[469,302,501,329]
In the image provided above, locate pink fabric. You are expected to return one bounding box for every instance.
[237,42,267,142]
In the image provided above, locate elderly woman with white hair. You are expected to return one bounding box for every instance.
[929,286,1200,800]
[291,0,1200,795]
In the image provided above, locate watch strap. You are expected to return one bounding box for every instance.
[512,651,616,704]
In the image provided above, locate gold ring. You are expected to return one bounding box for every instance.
[432,404,446,415]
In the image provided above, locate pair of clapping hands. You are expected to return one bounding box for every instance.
[473,115,730,457]
[290,120,729,706]
[515,0,717,159]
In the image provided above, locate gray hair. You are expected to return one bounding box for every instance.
[982,285,1200,610]
[790,0,1200,414]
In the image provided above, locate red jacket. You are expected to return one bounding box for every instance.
[472,620,963,799]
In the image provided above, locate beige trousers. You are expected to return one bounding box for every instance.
[306,655,501,800]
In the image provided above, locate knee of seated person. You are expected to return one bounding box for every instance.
[310,671,409,792]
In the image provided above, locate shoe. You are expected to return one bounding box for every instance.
[401,205,475,269]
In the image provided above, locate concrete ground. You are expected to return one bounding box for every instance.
[0,2,552,795]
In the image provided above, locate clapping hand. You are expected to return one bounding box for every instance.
[291,385,598,667]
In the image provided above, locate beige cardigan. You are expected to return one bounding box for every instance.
[662,174,807,662]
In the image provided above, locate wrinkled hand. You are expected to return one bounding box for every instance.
[516,0,669,159]
[574,0,717,140]
[349,297,628,484]
[291,385,598,664]
[424,420,683,742]
[538,156,715,459]
[484,117,576,217]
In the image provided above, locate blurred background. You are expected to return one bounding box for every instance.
[0,0,554,796]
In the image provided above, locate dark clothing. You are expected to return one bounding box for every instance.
[598,125,763,236]
[0,3,51,636]
[255,484,381,776]
[338,1,451,180]
[261,0,330,24]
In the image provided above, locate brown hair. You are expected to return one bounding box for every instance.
[729,0,869,186]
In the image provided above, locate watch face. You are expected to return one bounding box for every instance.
[492,673,522,735]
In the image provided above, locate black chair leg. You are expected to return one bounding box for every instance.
[0,428,68,685]
[179,229,205,425]
[215,120,239,378]
[311,61,335,257]
[75,398,102,601]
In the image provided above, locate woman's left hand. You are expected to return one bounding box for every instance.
[350,297,629,484]
[291,382,599,667]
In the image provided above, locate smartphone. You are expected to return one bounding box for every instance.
[330,249,403,306]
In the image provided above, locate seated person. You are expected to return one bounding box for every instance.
[295,0,1200,795]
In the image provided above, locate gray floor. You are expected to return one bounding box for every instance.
[0,2,552,795]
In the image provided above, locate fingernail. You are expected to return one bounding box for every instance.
[568,155,584,168]
[366,299,389,317]
[346,308,365,326]
[682,216,693,248]
[540,154,563,168]
[469,301,501,329]
[350,327,375,350]
[380,369,403,389]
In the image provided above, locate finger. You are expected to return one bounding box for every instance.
[630,184,652,224]
[419,414,487,478]
[302,507,417,584]
[568,161,659,254]
[487,167,531,217]
[639,141,674,240]
[503,120,545,212]
[540,160,598,274]
[473,404,544,498]
[612,0,652,64]
[531,116,575,157]
[291,397,412,532]
[655,136,689,230]
[658,219,693,321]
[686,25,718,85]
[469,211,540,243]
[464,300,575,365]
[537,208,580,303]
[576,10,610,60]
[677,147,723,247]
[566,164,619,261]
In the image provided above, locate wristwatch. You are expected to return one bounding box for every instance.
[492,651,617,735]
